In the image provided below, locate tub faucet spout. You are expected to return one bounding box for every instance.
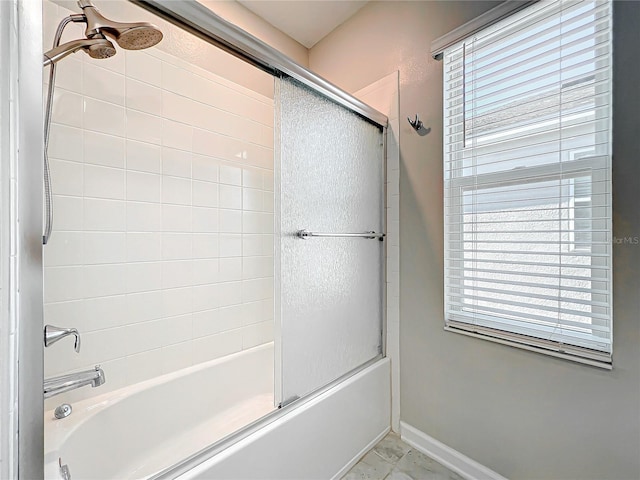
[44,366,106,399]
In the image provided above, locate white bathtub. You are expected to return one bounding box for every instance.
[44,343,275,479]
[44,342,390,480]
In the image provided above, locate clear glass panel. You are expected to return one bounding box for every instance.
[275,76,384,402]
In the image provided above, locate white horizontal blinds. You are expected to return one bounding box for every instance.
[443,0,612,361]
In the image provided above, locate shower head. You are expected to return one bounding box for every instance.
[43,36,116,66]
[78,0,163,50]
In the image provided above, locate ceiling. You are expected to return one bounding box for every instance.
[237,0,369,48]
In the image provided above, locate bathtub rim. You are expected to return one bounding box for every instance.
[149,352,385,480]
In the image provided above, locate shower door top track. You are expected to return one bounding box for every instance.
[131,0,389,129]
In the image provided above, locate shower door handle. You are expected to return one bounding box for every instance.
[296,229,385,240]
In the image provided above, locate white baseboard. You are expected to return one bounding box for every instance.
[400,422,508,480]
[332,426,391,480]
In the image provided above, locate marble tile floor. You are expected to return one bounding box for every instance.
[342,433,465,480]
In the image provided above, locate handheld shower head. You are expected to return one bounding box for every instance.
[86,39,118,59]
[43,36,116,66]
[78,0,163,50]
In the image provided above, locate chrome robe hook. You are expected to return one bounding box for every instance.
[407,114,423,131]
[407,114,430,136]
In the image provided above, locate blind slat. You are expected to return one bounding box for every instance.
[447,164,610,189]
[446,265,609,283]
[453,99,611,141]
[447,284,610,309]
[448,274,609,295]
[464,28,611,92]
[445,65,611,114]
[444,179,611,202]
[446,306,612,335]
[446,257,609,271]
[456,1,608,61]
[448,240,611,247]
[450,249,611,259]
[445,194,611,210]
[447,216,611,226]
[447,298,609,322]
[464,11,611,81]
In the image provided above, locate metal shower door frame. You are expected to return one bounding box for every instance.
[272,74,388,406]
[0,0,45,478]
[132,0,388,129]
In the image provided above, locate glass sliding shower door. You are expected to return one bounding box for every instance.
[36,0,387,475]
[275,76,385,404]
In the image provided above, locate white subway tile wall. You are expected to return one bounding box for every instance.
[43,0,274,408]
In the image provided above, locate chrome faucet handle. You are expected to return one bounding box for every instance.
[44,325,81,353]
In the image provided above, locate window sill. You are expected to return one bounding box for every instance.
[444,325,613,370]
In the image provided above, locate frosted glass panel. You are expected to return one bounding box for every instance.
[275,76,384,402]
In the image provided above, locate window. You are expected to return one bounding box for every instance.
[443,0,612,367]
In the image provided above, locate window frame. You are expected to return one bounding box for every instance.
[442,0,613,369]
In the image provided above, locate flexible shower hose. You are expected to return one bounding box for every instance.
[43,15,75,245]
[43,62,56,245]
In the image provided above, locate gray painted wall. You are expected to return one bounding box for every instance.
[310,2,640,479]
